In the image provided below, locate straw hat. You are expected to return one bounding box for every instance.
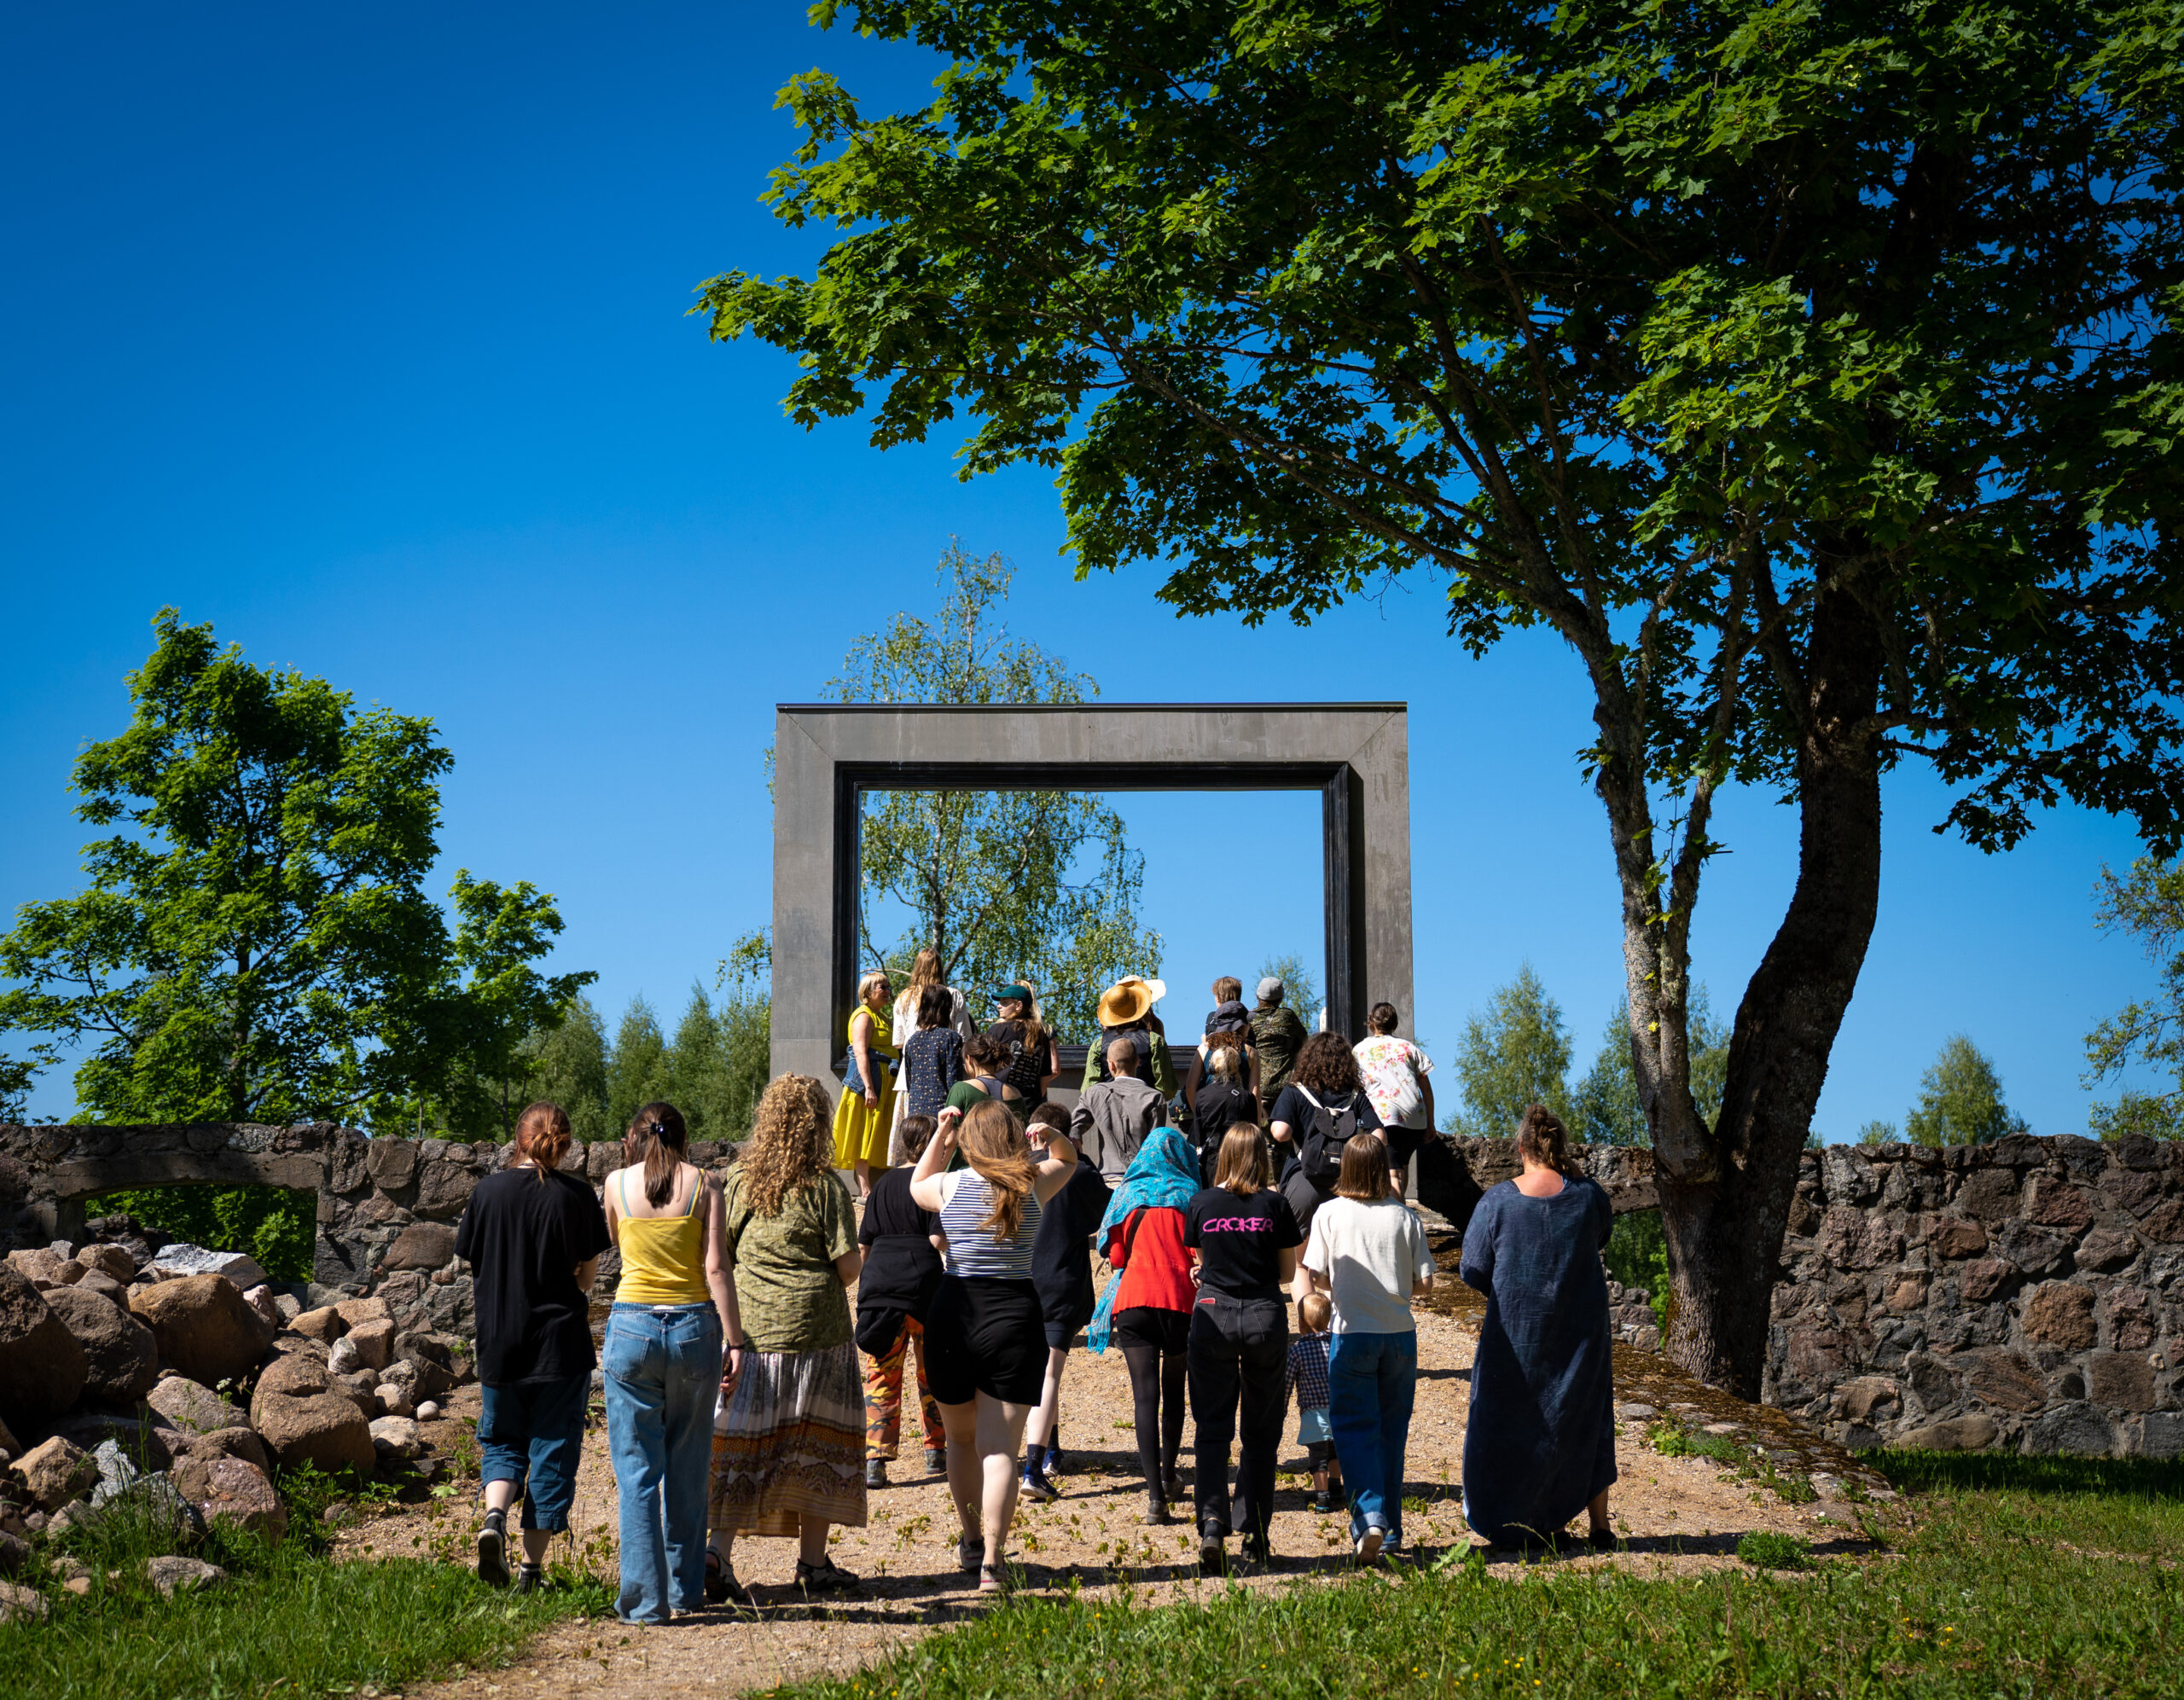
[1096,975,1167,1027]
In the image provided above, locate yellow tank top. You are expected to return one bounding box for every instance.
[613,1168,711,1304]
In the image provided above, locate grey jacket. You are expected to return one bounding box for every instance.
[1070,1074,1165,1181]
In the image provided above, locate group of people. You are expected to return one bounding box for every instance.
[452,967,1620,1622]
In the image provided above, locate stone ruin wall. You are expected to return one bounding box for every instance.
[0,1123,723,1344]
[5,1121,2179,1457]
[1768,1134,2184,1458]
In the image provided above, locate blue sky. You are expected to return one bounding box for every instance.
[1,3,2165,1136]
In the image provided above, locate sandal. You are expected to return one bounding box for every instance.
[704,1548,734,1605]
[795,1555,861,1596]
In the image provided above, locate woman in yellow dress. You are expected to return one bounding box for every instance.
[832,968,898,1198]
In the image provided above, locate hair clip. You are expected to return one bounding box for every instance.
[650,1121,665,1138]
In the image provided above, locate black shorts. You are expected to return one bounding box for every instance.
[1112,1306,1192,1355]
[1305,1440,1337,1466]
[925,1274,1046,1406]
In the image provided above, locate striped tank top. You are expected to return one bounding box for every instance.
[939,1169,1042,1280]
[613,1168,711,1304]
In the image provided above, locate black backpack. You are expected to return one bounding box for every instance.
[1295,1086,1361,1191]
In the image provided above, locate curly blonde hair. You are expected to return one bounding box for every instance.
[741,1075,834,1218]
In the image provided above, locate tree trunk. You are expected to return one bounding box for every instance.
[1658,577,1885,1397]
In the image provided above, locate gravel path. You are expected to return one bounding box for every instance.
[361,1225,1896,1700]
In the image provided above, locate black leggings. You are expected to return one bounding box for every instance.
[1115,1308,1190,1491]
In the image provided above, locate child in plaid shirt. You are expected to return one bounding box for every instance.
[1286,1291,1345,1512]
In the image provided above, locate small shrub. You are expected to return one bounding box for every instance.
[1736,1531,1809,1570]
[1649,1423,1740,1464]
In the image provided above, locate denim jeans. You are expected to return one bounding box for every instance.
[1186,1294,1288,1542]
[1327,1329,1417,1545]
[604,1302,722,1622]
[478,1371,591,1532]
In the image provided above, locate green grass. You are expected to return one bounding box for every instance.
[1732,1531,1809,1570]
[4,1465,607,1700]
[759,1452,2184,1700]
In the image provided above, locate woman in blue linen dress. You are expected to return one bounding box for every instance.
[1458,1104,1617,1548]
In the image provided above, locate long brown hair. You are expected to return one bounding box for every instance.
[958,1098,1037,1241]
[1212,1123,1271,1195]
[741,1075,834,1218]
[514,1101,572,1186]
[625,1101,688,1208]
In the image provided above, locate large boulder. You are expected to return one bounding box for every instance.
[0,1267,86,1420]
[173,1452,287,1544]
[130,1274,275,1387]
[45,1284,159,1403]
[347,1317,396,1372]
[9,1436,97,1512]
[183,1426,271,1475]
[4,1248,84,1289]
[146,1376,247,1436]
[148,1245,270,1291]
[249,1354,374,1475]
[76,1245,138,1284]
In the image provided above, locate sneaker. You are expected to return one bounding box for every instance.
[476,1508,510,1589]
[958,1530,985,1574]
[1162,1467,1185,1505]
[796,1556,861,1595]
[1355,1526,1385,1566]
[866,1458,888,1488]
[1041,1442,1066,1478]
[1019,1461,1058,1504]
[1310,1488,1335,1514]
[1240,1536,1271,1569]
[1143,1494,1172,1527]
[1198,1523,1228,1578]
[924,1446,947,1475]
[514,1564,543,1594]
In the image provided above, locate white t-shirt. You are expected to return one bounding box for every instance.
[1302,1196,1435,1334]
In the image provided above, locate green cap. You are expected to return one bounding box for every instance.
[991,983,1033,1006]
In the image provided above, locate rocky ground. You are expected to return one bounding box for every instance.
[362,1226,1902,1700]
[1,1219,480,1616]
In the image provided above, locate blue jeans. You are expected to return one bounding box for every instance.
[1327,1329,1417,1545]
[604,1302,722,1622]
[478,1372,590,1532]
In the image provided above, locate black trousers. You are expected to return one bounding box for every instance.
[1187,1293,1288,1541]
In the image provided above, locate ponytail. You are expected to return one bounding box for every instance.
[626,1100,689,1208]
[514,1101,572,1184]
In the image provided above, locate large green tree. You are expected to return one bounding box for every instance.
[705,1,2184,1395]
[1443,965,1573,1138]
[0,611,588,1126]
[832,544,1163,1040]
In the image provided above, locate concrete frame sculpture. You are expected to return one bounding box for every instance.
[770,703,1412,1094]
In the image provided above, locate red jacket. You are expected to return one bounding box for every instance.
[1106,1206,1196,1313]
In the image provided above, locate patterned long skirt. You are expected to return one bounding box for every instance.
[709,1343,868,1536]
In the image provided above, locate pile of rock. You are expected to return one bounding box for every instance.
[1604,1279,1664,1352]
[0,1216,473,1569]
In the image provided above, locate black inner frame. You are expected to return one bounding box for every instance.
[833,759,1366,1055]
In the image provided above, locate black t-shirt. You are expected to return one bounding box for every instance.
[1031,1161,1113,1326]
[859,1166,940,1245]
[1192,1078,1260,1154]
[454,1166,613,1386]
[986,1019,1056,1097]
[1269,1083,1383,1146]
[1185,1185,1303,1302]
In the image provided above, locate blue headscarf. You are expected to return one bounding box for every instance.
[1087,1126,1201,1355]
